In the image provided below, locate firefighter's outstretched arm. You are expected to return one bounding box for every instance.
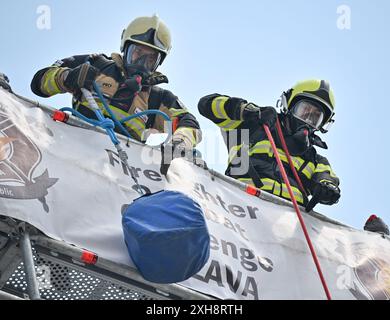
[198,93,277,130]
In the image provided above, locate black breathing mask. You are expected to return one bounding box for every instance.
[284,115,328,155]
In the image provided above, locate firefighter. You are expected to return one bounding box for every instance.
[198,79,340,211]
[31,15,201,170]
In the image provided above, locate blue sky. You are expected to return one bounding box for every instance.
[1,0,389,229]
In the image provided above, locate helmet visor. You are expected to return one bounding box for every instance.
[292,100,324,130]
[125,43,162,72]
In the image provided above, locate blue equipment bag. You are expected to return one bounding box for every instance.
[122,190,210,283]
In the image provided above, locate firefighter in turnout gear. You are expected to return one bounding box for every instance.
[31,15,201,153]
[198,80,340,209]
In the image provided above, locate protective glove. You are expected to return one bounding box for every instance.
[142,71,169,86]
[64,63,100,92]
[306,180,340,212]
[122,72,169,97]
[241,103,277,127]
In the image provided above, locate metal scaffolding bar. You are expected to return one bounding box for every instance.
[33,235,214,300]
[20,231,41,300]
[0,290,23,300]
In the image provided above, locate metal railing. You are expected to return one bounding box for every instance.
[0,217,214,300]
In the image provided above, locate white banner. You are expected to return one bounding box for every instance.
[0,88,389,300]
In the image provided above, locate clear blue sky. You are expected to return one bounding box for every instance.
[1,0,389,229]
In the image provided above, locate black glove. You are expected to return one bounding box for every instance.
[64,63,100,92]
[0,73,12,93]
[241,103,277,127]
[160,140,188,176]
[259,107,278,127]
[306,181,340,212]
[142,71,169,86]
[241,103,260,121]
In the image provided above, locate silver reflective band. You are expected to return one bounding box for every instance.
[292,100,324,129]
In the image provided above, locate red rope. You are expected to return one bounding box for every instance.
[275,118,307,198]
[263,124,332,300]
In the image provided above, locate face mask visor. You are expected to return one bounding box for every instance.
[291,99,325,130]
[125,43,162,74]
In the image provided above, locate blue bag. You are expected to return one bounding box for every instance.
[122,190,210,283]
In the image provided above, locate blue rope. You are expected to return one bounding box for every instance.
[120,110,171,123]
[92,81,172,144]
[60,81,173,146]
[92,82,133,139]
[59,107,101,127]
[59,107,119,145]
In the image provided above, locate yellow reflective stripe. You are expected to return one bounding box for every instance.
[211,96,229,119]
[320,179,335,185]
[99,104,145,138]
[273,181,281,195]
[237,177,274,190]
[301,162,315,179]
[169,108,188,117]
[174,127,197,146]
[249,140,307,174]
[273,149,305,170]
[238,177,274,191]
[238,178,255,186]
[127,118,145,138]
[238,176,303,203]
[228,144,243,163]
[277,149,289,163]
[218,119,242,130]
[315,163,331,172]
[249,141,287,163]
[315,163,337,178]
[79,101,145,139]
[249,140,272,156]
[292,156,305,169]
[260,178,275,191]
[281,184,304,204]
[249,141,287,161]
[42,68,62,95]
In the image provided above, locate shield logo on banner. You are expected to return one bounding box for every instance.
[0,111,58,212]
